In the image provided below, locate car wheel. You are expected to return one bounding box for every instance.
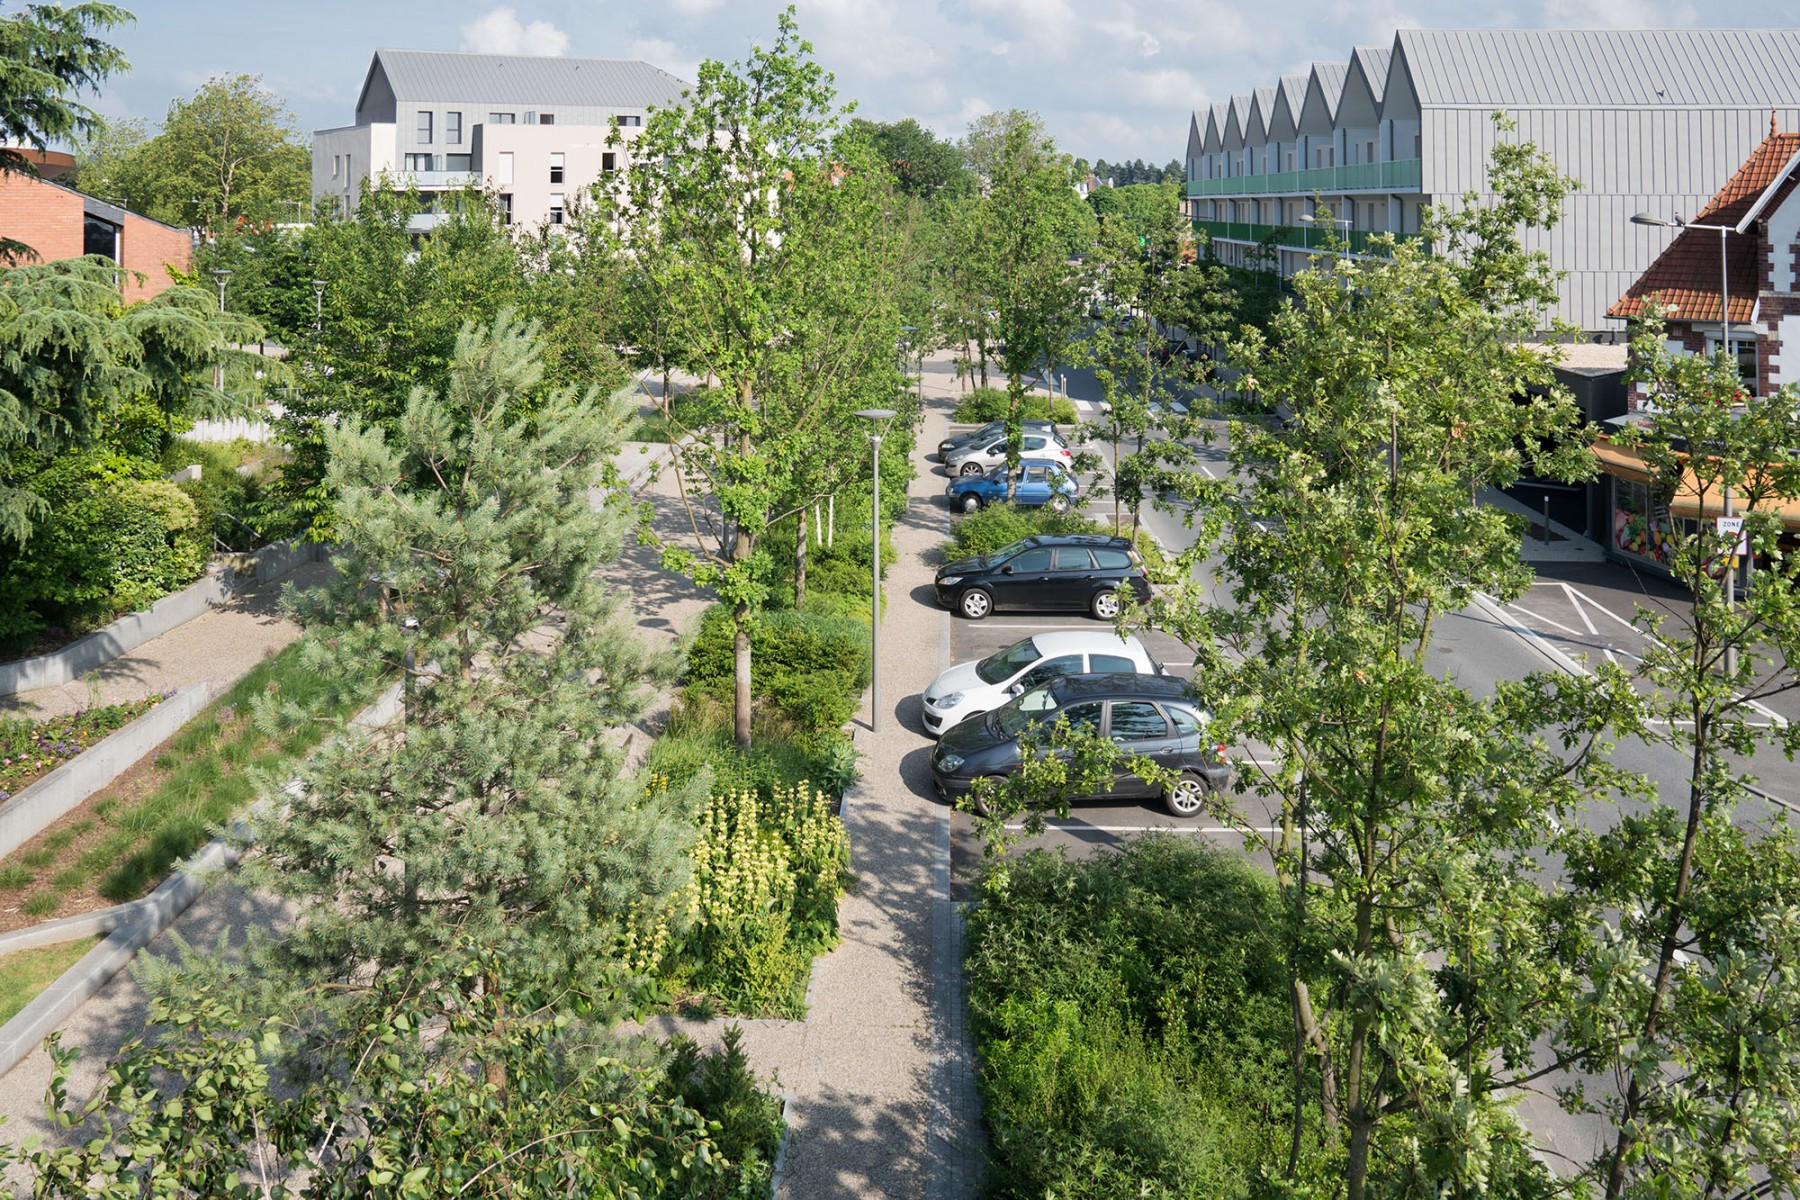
[1164,772,1210,818]
[1047,494,1070,514]
[1090,589,1121,620]
[959,461,985,476]
[969,777,1005,818]
[959,588,993,620]
[959,493,983,513]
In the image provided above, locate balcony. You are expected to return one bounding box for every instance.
[1186,158,1421,199]
[394,170,481,190]
[1191,218,1417,258]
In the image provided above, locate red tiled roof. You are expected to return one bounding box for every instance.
[1609,131,1800,325]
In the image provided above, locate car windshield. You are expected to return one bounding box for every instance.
[993,684,1058,737]
[976,638,1043,685]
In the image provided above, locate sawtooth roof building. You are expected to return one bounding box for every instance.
[312,48,689,231]
[1182,29,1800,334]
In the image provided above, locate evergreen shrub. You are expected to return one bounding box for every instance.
[685,606,869,734]
[953,386,1078,426]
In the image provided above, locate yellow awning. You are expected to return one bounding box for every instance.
[1595,437,1800,528]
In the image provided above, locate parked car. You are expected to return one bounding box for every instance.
[934,533,1151,620]
[930,672,1230,817]
[944,429,1073,476]
[937,419,1055,459]
[945,459,1079,514]
[921,630,1164,736]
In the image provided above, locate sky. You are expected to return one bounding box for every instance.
[85,0,1800,165]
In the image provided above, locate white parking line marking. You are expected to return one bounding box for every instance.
[1563,582,1599,636]
[1507,603,1587,638]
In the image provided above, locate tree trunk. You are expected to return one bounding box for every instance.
[734,600,753,751]
[795,507,808,610]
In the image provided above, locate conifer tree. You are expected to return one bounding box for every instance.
[245,312,702,1031]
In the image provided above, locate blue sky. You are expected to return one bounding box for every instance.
[89,0,1800,164]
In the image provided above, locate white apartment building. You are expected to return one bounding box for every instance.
[1185,29,1800,334]
[312,49,689,230]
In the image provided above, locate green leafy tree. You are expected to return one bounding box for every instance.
[592,7,905,747]
[0,1,131,258]
[839,115,969,200]
[956,110,1095,495]
[117,73,310,233]
[244,314,697,1041]
[1554,317,1800,1198]
[1087,179,1179,241]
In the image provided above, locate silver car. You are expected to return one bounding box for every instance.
[943,429,1073,476]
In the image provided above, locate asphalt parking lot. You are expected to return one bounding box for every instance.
[916,443,1278,896]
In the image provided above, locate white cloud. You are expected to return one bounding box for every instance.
[459,7,571,56]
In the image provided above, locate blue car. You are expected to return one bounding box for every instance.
[946,459,1079,514]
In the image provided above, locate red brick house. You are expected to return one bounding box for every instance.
[0,170,192,300]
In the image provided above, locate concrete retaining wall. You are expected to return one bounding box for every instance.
[0,540,329,696]
[0,685,208,862]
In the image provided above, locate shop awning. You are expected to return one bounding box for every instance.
[1594,436,1800,528]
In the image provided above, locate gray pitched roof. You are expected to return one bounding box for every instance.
[366,48,689,109]
[1247,85,1277,139]
[1350,46,1391,103]
[1275,74,1308,120]
[1307,61,1348,120]
[1394,28,1800,108]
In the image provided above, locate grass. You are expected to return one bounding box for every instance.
[0,640,364,922]
[0,937,100,1025]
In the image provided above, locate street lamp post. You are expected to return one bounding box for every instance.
[1298,210,1352,252]
[855,408,897,732]
[210,269,232,392]
[900,325,919,403]
[312,279,327,332]
[1631,210,1743,676]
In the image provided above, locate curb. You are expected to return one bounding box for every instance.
[768,1089,795,1199]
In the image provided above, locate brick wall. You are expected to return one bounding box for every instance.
[0,173,190,301]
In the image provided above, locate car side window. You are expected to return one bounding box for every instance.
[1024,464,1048,483]
[1057,703,1103,735]
[1007,548,1053,572]
[1019,655,1083,688]
[1166,704,1207,734]
[1023,436,1046,452]
[1051,548,1094,570]
[1094,548,1131,569]
[1090,654,1135,673]
[1109,702,1170,741]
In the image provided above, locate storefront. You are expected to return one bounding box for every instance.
[1593,434,1800,578]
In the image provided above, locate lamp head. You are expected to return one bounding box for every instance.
[855,408,897,423]
[1630,212,1684,229]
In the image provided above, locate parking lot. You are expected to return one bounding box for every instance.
[918,441,1281,897]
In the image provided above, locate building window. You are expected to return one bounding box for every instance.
[549,194,565,225]
[539,113,555,125]
[83,213,119,260]
[500,193,513,224]
[332,154,341,178]
[446,111,462,145]
[614,114,642,127]
[417,111,432,144]
[497,151,514,186]
[1365,140,1375,162]
[445,153,472,172]
[550,152,564,184]
[404,154,434,172]
[488,112,515,125]
[602,151,616,172]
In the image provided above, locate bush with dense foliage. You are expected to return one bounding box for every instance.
[943,503,1107,559]
[160,438,284,551]
[966,838,1323,1198]
[685,606,870,735]
[953,385,1078,426]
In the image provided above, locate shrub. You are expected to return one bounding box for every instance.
[671,782,849,1016]
[161,439,269,552]
[953,386,1078,426]
[685,605,869,734]
[966,838,1314,1198]
[661,1026,785,1195]
[645,698,859,801]
[944,504,1107,560]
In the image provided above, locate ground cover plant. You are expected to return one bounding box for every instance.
[0,695,164,801]
[966,837,1320,1198]
[0,642,355,924]
[0,937,99,1025]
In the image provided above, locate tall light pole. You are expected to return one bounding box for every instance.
[900,325,919,404]
[210,269,232,392]
[1632,210,1742,675]
[1298,210,1352,252]
[312,279,327,332]
[856,408,897,732]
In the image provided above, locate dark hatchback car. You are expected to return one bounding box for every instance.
[936,418,1056,459]
[935,534,1150,620]
[930,673,1230,818]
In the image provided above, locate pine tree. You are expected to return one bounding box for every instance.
[244,312,702,1029]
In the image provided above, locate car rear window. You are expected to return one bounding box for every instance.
[1167,704,1206,733]
[1109,702,1169,740]
[1050,547,1094,570]
[1094,549,1131,569]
